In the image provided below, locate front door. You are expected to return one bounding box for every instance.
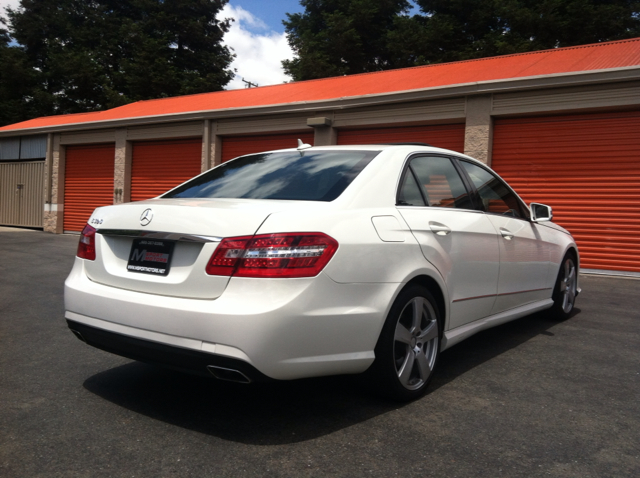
[458,160,551,314]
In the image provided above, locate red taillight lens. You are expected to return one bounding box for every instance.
[77,224,96,260]
[206,233,338,278]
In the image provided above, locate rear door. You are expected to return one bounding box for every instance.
[397,155,500,329]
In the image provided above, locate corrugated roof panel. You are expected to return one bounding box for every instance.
[2,37,640,132]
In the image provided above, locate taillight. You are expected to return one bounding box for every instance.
[206,233,338,278]
[77,224,96,261]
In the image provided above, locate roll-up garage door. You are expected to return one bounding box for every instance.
[492,111,640,273]
[131,138,202,202]
[63,144,115,232]
[337,124,465,152]
[221,132,314,163]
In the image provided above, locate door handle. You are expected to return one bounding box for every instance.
[500,227,514,240]
[429,221,451,236]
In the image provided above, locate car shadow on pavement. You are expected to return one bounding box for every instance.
[83,308,579,445]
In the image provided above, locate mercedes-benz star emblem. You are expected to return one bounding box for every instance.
[140,208,153,227]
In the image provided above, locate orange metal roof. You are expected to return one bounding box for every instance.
[3,37,640,132]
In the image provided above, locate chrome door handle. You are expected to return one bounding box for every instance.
[429,222,451,236]
[500,227,514,240]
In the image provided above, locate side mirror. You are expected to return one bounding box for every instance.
[530,203,553,223]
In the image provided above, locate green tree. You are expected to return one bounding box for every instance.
[282,0,412,81]
[0,26,43,126]
[285,0,640,81]
[3,0,234,119]
[400,0,640,63]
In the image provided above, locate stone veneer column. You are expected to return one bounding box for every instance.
[202,120,222,171]
[44,134,64,233]
[210,121,222,167]
[201,120,212,172]
[114,129,131,204]
[464,95,493,166]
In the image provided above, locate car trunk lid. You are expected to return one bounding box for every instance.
[83,198,287,299]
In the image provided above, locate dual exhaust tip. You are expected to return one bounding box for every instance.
[206,365,251,384]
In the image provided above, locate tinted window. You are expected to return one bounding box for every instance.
[164,150,379,202]
[397,170,426,206]
[400,156,471,209]
[459,161,526,218]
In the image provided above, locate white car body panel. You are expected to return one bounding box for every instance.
[399,207,500,328]
[64,144,580,383]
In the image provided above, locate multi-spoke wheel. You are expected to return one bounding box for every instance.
[367,285,441,401]
[550,254,578,319]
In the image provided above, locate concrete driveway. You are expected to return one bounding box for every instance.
[1,229,638,477]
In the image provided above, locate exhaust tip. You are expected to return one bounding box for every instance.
[70,329,86,343]
[207,365,251,384]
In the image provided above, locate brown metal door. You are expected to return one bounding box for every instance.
[0,161,44,228]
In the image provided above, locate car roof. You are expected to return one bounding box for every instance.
[260,143,487,167]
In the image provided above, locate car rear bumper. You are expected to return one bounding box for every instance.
[67,319,271,382]
[65,258,399,380]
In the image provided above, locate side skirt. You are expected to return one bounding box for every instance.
[441,299,554,351]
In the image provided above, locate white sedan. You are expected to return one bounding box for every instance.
[65,143,580,401]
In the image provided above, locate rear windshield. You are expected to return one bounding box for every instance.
[163,150,379,201]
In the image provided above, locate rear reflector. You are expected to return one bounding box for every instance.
[77,224,96,261]
[206,233,338,278]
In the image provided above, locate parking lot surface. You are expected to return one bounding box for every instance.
[1,229,639,477]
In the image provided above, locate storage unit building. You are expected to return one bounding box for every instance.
[1,38,639,275]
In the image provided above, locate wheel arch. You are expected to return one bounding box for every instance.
[402,275,447,335]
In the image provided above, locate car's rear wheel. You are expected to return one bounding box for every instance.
[368,285,441,401]
[550,253,578,320]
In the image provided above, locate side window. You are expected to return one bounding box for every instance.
[459,161,526,218]
[397,170,426,206]
[407,156,472,209]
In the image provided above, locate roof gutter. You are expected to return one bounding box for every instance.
[1,66,640,138]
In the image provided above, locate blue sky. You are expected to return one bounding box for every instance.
[230,0,304,33]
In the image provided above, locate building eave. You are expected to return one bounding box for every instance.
[1,65,640,138]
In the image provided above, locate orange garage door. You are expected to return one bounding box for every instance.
[337,124,465,152]
[221,132,314,163]
[492,111,640,273]
[64,144,115,232]
[131,138,202,202]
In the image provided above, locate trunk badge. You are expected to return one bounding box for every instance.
[140,208,154,226]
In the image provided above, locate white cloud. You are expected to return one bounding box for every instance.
[0,0,20,19]
[220,4,294,90]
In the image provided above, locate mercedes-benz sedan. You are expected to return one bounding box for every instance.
[65,143,580,401]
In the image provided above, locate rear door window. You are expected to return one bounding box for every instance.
[398,155,472,209]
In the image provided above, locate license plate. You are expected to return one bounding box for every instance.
[127,238,175,276]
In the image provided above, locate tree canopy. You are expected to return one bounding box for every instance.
[1,0,235,125]
[282,0,413,80]
[284,0,640,81]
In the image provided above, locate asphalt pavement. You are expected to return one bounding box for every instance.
[1,229,639,477]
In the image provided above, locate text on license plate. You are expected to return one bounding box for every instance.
[127,238,175,276]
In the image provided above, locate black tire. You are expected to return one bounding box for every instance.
[550,253,578,320]
[367,285,441,402]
